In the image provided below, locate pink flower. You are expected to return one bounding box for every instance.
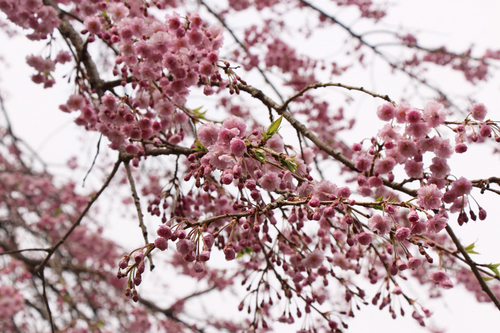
[408,257,423,269]
[423,101,446,127]
[404,160,423,178]
[395,227,410,241]
[224,245,236,261]
[84,16,102,35]
[406,122,430,138]
[176,239,195,256]
[303,249,324,268]
[479,124,491,137]
[222,115,246,138]
[429,157,450,179]
[355,156,372,171]
[357,232,373,246]
[429,270,454,289]
[395,102,410,123]
[426,214,448,233]
[451,177,472,196]
[154,237,168,251]
[455,142,468,154]
[417,184,443,210]
[198,122,220,147]
[374,157,396,175]
[397,139,418,158]
[259,171,280,191]
[367,214,391,236]
[377,103,396,121]
[471,103,487,121]
[230,138,246,157]
[406,108,422,123]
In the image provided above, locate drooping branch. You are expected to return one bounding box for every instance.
[35,158,122,274]
[124,161,149,247]
[445,225,500,310]
[278,82,396,112]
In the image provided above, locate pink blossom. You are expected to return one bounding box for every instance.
[357,232,373,246]
[455,142,468,153]
[423,101,446,127]
[355,156,372,171]
[230,138,246,157]
[451,177,472,196]
[426,214,448,233]
[471,103,487,121]
[223,115,247,138]
[259,171,280,191]
[377,103,396,121]
[417,184,443,210]
[395,227,410,241]
[429,270,454,289]
[406,108,422,123]
[479,124,492,137]
[408,257,423,269]
[429,157,450,179]
[154,237,168,251]
[404,160,423,178]
[397,139,418,158]
[84,16,102,35]
[367,214,391,236]
[395,102,410,123]
[303,249,324,268]
[198,122,220,147]
[374,156,396,175]
[406,122,430,138]
[176,239,195,256]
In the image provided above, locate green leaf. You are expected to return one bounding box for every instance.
[193,138,207,152]
[373,205,383,211]
[280,156,298,173]
[262,115,283,140]
[236,247,254,258]
[465,241,479,255]
[486,263,500,278]
[482,276,494,281]
[252,149,267,163]
[193,106,207,120]
[375,196,384,202]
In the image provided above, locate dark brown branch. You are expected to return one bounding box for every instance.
[445,225,500,310]
[298,0,465,114]
[39,269,56,333]
[35,158,122,273]
[124,161,149,246]
[278,82,395,112]
[199,0,285,103]
[139,297,205,333]
[44,0,105,96]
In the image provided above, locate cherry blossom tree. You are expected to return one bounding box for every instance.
[1,0,500,332]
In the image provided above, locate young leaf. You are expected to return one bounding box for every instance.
[193,138,207,152]
[252,149,267,163]
[486,263,500,278]
[465,241,479,255]
[266,115,283,137]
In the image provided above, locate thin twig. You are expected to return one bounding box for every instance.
[82,134,102,187]
[35,158,122,273]
[39,269,56,333]
[124,161,149,246]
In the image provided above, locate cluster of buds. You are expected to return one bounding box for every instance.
[117,245,153,302]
